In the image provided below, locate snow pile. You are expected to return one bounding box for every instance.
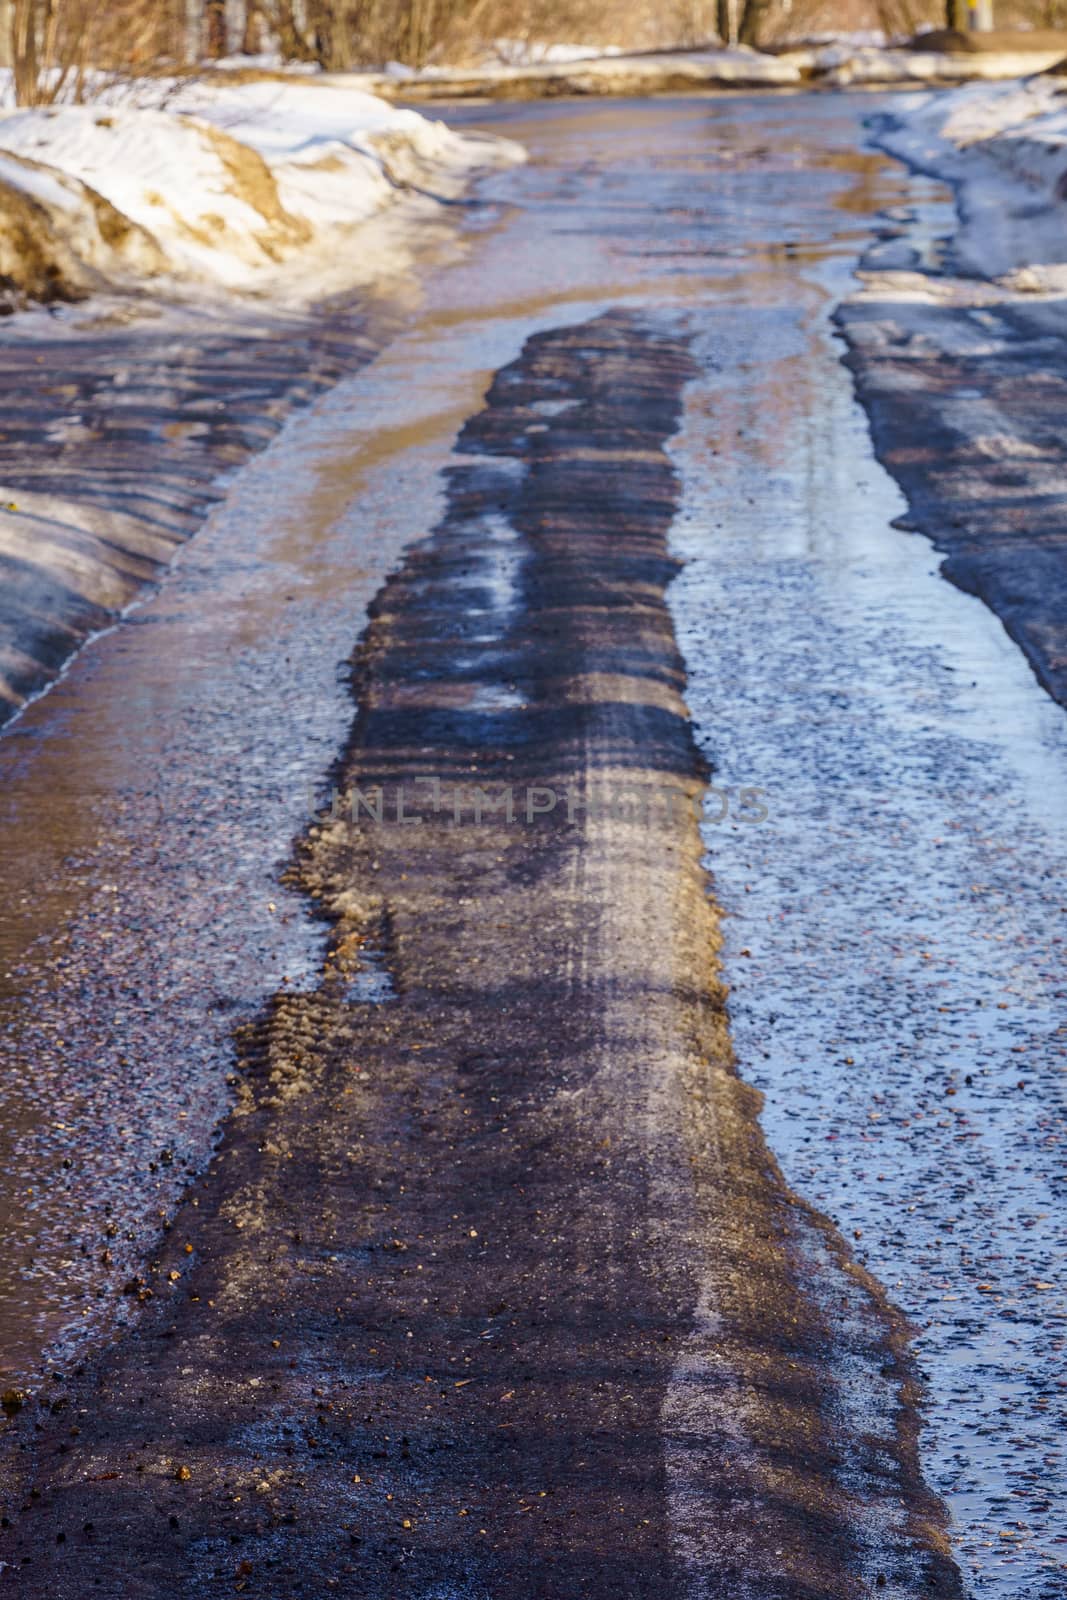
[482,40,624,66]
[0,143,167,307]
[0,106,313,289]
[166,78,507,221]
[355,37,1066,100]
[366,45,802,99]
[873,76,1067,290]
[815,42,1067,87]
[0,78,522,302]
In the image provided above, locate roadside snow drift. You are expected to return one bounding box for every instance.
[0,145,167,305]
[0,77,522,724]
[814,43,1067,89]
[0,78,522,303]
[362,45,804,100]
[356,38,1067,100]
[873,76,1067,289]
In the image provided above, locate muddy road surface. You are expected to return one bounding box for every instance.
[0,96,1063,1598]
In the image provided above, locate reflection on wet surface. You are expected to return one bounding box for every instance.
[0,91,1061,1596]
[670,315,1067,1600]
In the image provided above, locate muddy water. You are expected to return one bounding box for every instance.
[0,93,1061,1595]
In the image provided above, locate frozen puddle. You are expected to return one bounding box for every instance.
[667,297,1067,1597]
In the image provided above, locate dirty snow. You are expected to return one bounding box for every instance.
[0,77,522,298]
[873,77,1067,289]
[0,143,167,304]
[815,44,1067,89]
[354,44,804,98]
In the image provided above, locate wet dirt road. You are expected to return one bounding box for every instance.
[0,95,1063,1598]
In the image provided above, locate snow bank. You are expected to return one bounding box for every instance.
[0,78,522,303]
[361,45,802,101]
[0,142,167,308]
[873,76,1067,290]
[481,40,624,67]
[355,37,1066,100]
[814,44,1067,88]
[0,106,312,288]
[166,78,505,227]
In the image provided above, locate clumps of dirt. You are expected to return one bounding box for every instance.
[84,187,139,251]
[232,991,335,1112]
[0,1388,26,1417]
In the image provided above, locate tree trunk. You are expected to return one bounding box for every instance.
[242,0,262,53]
[716,0,735,45]
[737,0,768,48]
[0,0,13,68]
[404,0,441,68]
[11,0,39,106]
[205,0,228,56]
[288,0,358,68]
[271,2,310,60]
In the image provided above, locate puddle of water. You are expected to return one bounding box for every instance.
[339,947,397,1006]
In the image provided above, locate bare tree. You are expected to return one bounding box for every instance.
[870,0,927,36]
[14,0,1041,94]
[204,0,227,56]
[241,0,263,52]
[8,0,178,106]
[262,0,318,60]
[738,0,771,43]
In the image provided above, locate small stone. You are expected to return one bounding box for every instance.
[1,1389,26,1417]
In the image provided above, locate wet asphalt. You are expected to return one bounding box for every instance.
[0,93,1063,1598]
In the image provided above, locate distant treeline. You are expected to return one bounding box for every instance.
[0,0,1062,101]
